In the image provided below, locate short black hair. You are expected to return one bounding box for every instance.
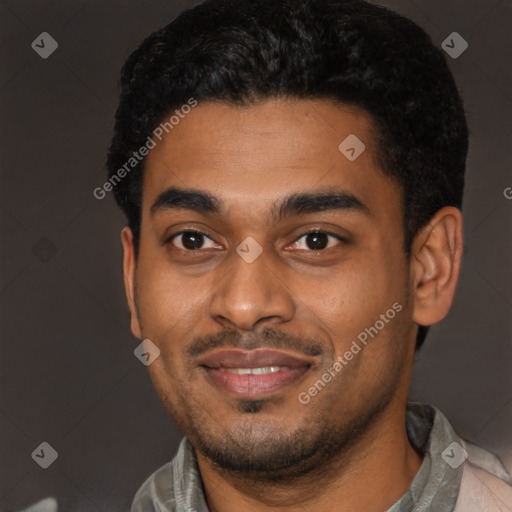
[107,0,468,351]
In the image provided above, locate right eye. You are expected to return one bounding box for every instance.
[167,230,221,251]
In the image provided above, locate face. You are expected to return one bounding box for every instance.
[123,98,421,479]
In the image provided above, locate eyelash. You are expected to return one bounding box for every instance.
[166,229,347,252]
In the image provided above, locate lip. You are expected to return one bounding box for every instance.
[198,348,313,398]
[198,348,313,369]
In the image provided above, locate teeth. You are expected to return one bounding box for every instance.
[225,366,283,375]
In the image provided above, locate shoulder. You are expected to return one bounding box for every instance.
[454,441,512,512]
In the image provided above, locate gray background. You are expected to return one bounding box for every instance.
[1,0,511,510]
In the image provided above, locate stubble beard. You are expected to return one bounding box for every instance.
[173,376,400,485]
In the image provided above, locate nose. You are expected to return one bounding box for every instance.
[208,247,296,331]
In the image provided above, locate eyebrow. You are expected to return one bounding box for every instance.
[150,186,371,221]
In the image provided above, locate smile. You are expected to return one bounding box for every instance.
[198,349,314,397]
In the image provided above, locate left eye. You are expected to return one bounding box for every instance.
[291,231,344,251]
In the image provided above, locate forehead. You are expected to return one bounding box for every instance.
[142,98,400,219]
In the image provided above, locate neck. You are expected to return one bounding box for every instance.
[196,399,424,512]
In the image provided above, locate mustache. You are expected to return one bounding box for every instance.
[187,327,324,358]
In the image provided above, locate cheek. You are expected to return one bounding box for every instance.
[300,254,403,339]
[135,258,207,343]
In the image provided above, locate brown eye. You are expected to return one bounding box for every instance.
[169,230,218,251]
[291,230,345,251]
[305,232,329,250]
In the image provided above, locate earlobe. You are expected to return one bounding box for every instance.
[121,227,142,339]
[411,207,463,328]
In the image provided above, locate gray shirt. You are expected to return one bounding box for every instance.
[130,402,512,512]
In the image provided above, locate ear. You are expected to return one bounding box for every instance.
[121,227,142,339]
[410,206,463,327]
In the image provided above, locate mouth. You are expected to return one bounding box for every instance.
[198,348,314,398]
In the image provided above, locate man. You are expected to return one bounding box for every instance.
[106,0,512,510]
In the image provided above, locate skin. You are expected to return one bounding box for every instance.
[121,98,463,511]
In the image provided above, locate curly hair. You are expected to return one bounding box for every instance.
[106,0,469,350]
